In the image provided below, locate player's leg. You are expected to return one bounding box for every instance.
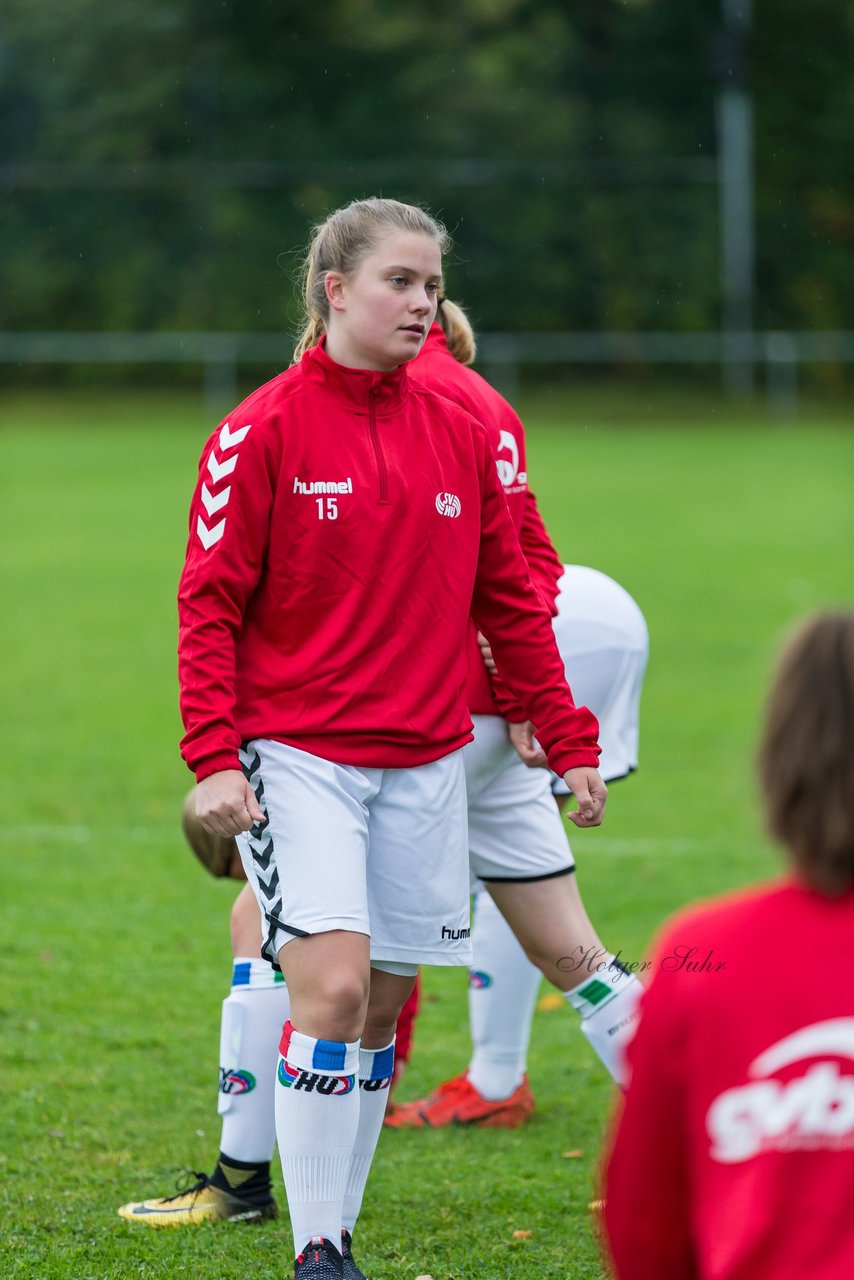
[239,741,376,1276]
[338,752,470,1267]
[208,883,288,1215]
[386,721,641,1130]
[466,889,541,1104]
[484,869,642,1085]
[341,965,415,1274]
[118,813,287,1227]
[386,717,541,1129]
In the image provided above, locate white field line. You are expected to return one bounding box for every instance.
[0,825,737,857]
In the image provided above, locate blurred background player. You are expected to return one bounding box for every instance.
[604,611,854,1280]
[388,561,648,1127]
[118,293,634,1238]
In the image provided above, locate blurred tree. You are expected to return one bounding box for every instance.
[0,0,851,342]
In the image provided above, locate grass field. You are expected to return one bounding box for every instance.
[1,386,852,1280]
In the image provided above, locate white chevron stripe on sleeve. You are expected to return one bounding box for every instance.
[201,482,231,516]
[196,514,226,549]
[219,422,252,451]
[207,451,238,484]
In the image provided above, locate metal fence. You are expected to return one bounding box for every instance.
[2,330,852,417]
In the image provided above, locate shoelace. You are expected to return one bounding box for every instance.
[161,1171,210,1203]
[298,1238,332,1266]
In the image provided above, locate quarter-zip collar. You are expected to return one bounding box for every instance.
[300,336,410,415]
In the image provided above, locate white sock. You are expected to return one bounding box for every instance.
[276,1021,360,1256]
[466,892,541,1100]
[565,956,643,1086]
[218,957,290,1163]
[342,1040,395,1233]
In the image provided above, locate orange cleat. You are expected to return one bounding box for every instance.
[384,1071,534,1129]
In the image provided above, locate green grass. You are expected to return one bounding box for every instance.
[1,387,853,1279]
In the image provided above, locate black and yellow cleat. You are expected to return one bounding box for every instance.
[117,1170,277,1228]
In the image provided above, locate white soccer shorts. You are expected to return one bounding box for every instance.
[235,739,472,970]
[464,564,648,881]
[465,714,574,883]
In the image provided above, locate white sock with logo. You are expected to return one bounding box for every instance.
[467,892,541,1100]
[341,1040,395,1234]
[276,1021,360,1256]
[218,957,290,1163]
[565,957,644,1086]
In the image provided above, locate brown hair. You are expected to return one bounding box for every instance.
[758,612,854,896]
[292,198,451,363]
[437,297,477,366]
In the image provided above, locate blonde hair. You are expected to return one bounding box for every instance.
[758,611,854,896]
[292,198,451,363]
[437,297,477,366]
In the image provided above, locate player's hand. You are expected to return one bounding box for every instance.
[477,631,497,676]
[195,770,265,837]
[508,720,548,769]
[561,768,607,828]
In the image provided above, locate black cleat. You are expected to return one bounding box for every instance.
[294,1236,344,1280]
[341,1228,369,1280]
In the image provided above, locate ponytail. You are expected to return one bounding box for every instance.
[437,297,477,366]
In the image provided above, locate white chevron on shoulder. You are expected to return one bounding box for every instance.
[196,514,226,550]
[201,482,231,516]
[207,451,238,485]
[219,421,252,451]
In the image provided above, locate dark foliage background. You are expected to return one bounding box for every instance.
[2,0,852,338]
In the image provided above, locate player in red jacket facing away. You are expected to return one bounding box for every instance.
[175,198,605,1280]
[604,612,854,1280]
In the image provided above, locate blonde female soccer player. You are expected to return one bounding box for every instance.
[176,198,604,1280]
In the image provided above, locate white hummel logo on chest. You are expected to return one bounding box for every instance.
[292,476,354,495]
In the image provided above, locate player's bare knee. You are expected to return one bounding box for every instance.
[304,970,370,1041]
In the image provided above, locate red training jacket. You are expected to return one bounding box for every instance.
[177,339,599,782]
[411,325,564,721]
[604,877,854,1280]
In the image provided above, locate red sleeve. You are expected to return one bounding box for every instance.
[469,427,600,775]
[489,486,564,720]
[177,419,278,780]
[519,488,563,615]
[603,929,698,1280]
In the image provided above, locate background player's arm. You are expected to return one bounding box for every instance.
[485,486,564,722]
[468,425,603,797]
[517,487,563,616]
